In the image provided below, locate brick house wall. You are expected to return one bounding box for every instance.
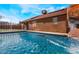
[28,14,68,33]
[21,9,69,33]
[68,4,79,30]
[69,4,79,18]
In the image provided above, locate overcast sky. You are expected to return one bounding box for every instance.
[0,4,70,23]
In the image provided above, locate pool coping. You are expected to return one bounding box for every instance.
[26,30,68,36]
[0,30,68,36]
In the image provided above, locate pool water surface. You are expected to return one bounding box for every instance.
[0,32,79,54]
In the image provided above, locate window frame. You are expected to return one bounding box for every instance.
[52,17,58,24]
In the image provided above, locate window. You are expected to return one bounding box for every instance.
[52,17,58,24]
[76,24,79,28]
[33,21,36,23]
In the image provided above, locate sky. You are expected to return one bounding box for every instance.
[0,4,70,23]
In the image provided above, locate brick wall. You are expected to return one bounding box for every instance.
[69,4,79,18]
[28,14,68,33]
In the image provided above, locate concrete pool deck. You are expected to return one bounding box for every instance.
[0,29,26,33]
[26,30,68,36]
[1,29,79,40]
[1,29,79,39]
[68,29,79,39]
[26,30,79,39]
[0,29,68,36]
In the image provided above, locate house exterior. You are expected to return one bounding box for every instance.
[0,4,79,34]
[68,4,79,37]
[68,5,79,30]
[21,9,69,33]
[21,4,79,33]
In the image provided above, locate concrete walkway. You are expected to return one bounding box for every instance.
[27,30,68,36]
[0,29,68,36]
[0,29,26,33]
[68,29,79,39]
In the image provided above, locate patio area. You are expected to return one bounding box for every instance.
[68,28,79,38]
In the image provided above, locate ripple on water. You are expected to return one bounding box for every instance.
[0,32,79,54]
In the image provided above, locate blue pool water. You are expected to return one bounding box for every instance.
[0,32,79,54]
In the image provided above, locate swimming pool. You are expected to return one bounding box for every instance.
[0,31,79,54]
